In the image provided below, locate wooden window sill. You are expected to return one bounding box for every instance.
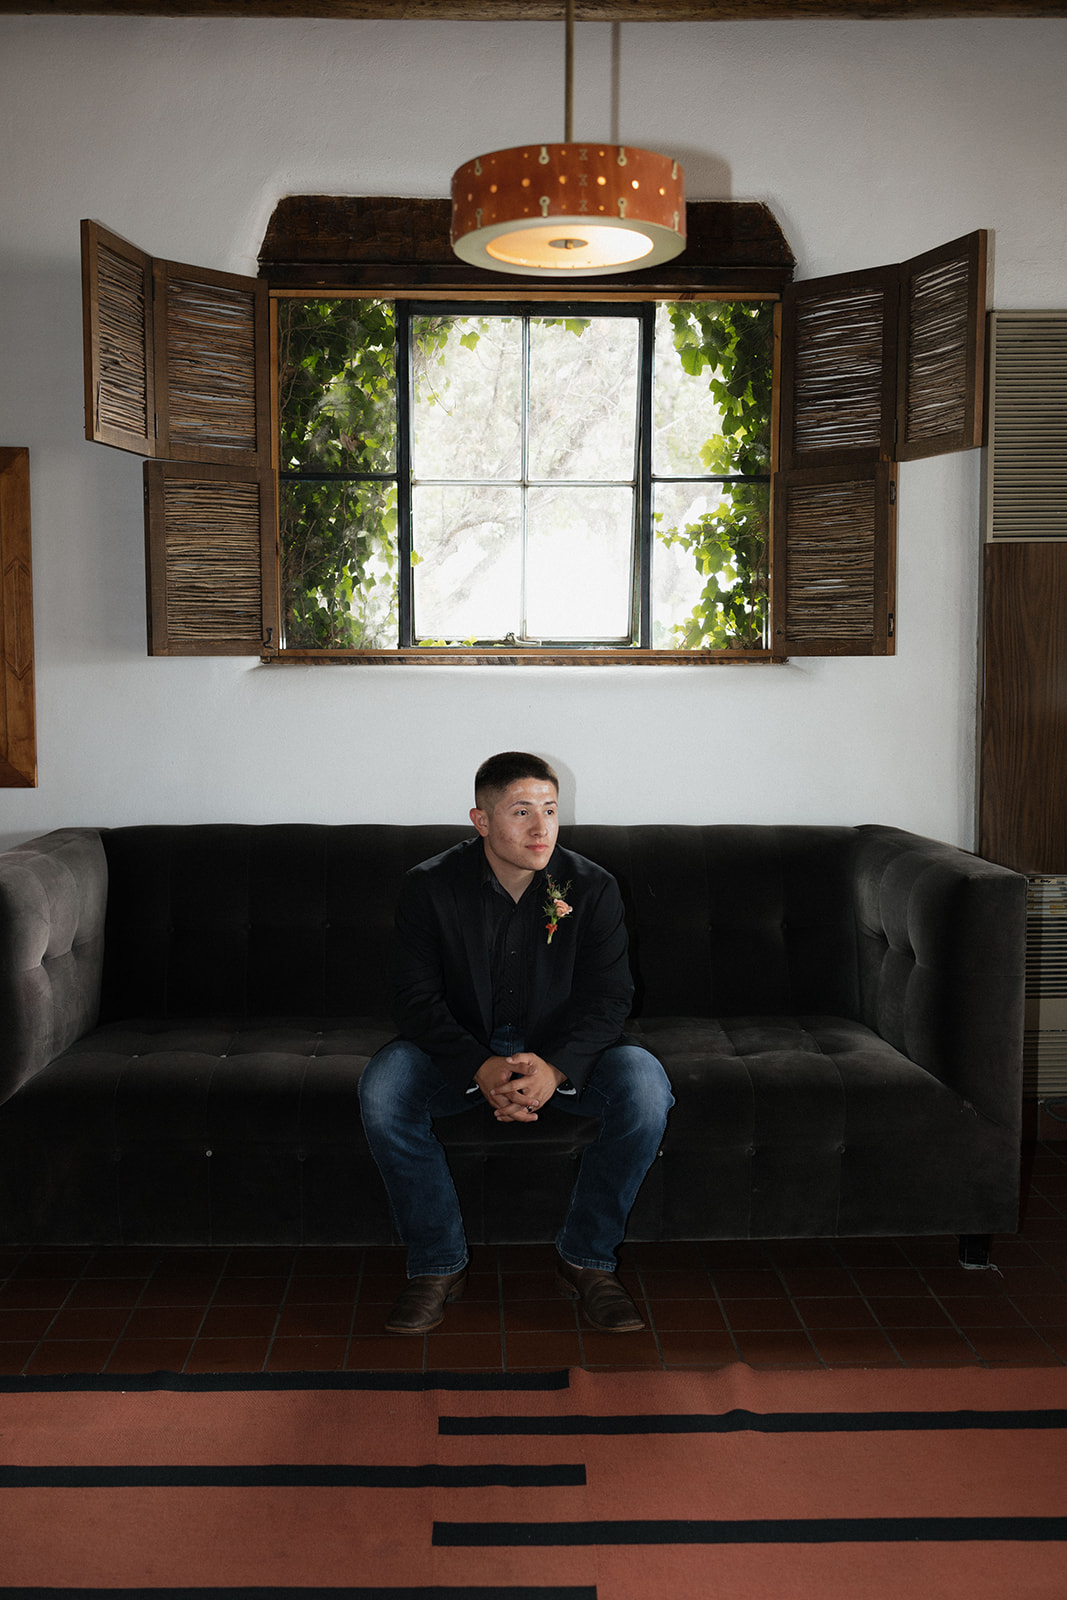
[261,648,782,666]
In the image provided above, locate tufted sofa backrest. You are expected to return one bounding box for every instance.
[0,822,1025,1130]
[98,824,466,1023]
[567,823,860,1018]
[96,822,863,1024]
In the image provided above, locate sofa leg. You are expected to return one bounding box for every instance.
[958,1233,992,1269]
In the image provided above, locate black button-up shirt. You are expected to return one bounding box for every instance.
[481,855,545,1035]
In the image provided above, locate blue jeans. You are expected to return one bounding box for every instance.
[358,1034,674,1278]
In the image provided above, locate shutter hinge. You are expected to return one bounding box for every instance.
[889,479,897,505]
[888,612,895,638]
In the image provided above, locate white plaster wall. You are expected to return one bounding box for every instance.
[0,15,1064,847]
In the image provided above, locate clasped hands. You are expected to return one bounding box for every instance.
[475,1053,566,1123]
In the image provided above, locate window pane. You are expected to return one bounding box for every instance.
[412,314,522,481]
[528,317,639,482]
[526,486,634,641]
[278,299,396,474]
[281,479,399,648]
[653,480,770,650]
[653,301,773,478]
[412,485,521,642]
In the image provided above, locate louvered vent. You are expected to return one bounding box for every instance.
[1024,875,1067,1098]
[165,276,259,454]
[986,311,1067,541]
[784,478,875,639]
[792,288,887,457]
[96,244,149,439]
[162,479,263,639]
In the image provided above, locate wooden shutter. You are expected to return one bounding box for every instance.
[144,461,279,656]
[779,266,899,470]
[82,222,155,455]
[82,220,269,464]
[82,221,278,655]
[897,231,987,460]
[152,259,269,464]
[780,231,986,471]
[775,231,985,655]
[771,463,896,657]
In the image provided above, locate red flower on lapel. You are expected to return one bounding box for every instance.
[543,876,573,945]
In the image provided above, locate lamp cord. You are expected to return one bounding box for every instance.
[565,0,574,144]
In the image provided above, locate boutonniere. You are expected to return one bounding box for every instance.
[543,876,573,945]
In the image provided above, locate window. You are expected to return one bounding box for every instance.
[276,298,773,653]
[80,207,988,664]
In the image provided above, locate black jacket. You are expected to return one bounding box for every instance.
[393,837,634,1092]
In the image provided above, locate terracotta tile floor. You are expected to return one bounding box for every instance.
[1,1140,1065,1375]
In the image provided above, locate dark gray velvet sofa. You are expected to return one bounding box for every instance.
[0,822,1026,1260]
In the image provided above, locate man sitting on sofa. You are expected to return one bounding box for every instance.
[358,750,674,1335]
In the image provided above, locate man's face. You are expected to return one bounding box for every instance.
[471,778,559,886]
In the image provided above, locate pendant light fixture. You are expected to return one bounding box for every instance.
[451,1,686,278]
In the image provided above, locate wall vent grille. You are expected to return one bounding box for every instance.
[986,311,1067,542]
[1024,875,1067,1099]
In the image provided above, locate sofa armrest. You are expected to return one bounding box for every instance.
[0,828,107,1106]
[851,825,1027,1133]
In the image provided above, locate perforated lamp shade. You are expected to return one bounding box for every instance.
[451,142,686,277]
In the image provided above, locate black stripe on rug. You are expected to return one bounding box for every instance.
[0,1371,570,1395]
[440,1408,1067,1435]
[0,1462,584,1489]
[0,1590,597,1599]
[433,1516,1067,1545]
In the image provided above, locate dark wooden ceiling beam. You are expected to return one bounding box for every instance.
[3,2,1064,19]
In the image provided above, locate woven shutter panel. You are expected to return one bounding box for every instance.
[153,261,269,465]
[774,231,985,655]
[83,221,279,656]
[144,461,279,656]
[897,231,987,461]
[771,463,896,656]
[779,266,898,470]
[81,221,156,455]
[82,221,270,465]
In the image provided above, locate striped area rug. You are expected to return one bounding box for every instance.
[1,1365,1066,1598]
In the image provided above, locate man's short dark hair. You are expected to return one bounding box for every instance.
[475,751,559,811]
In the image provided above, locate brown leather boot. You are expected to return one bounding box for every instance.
[556,1257,645,1332]
[384,1268,468,1334]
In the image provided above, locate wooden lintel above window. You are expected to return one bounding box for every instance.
[258,196,795,294]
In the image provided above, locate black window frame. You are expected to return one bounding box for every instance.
[275,293,775,655]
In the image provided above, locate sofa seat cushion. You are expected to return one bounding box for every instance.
[0,1013,1018,1246]
[632,1014,968,1142]
[0,1018,396,1244]
[624,1015,1018,1239]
